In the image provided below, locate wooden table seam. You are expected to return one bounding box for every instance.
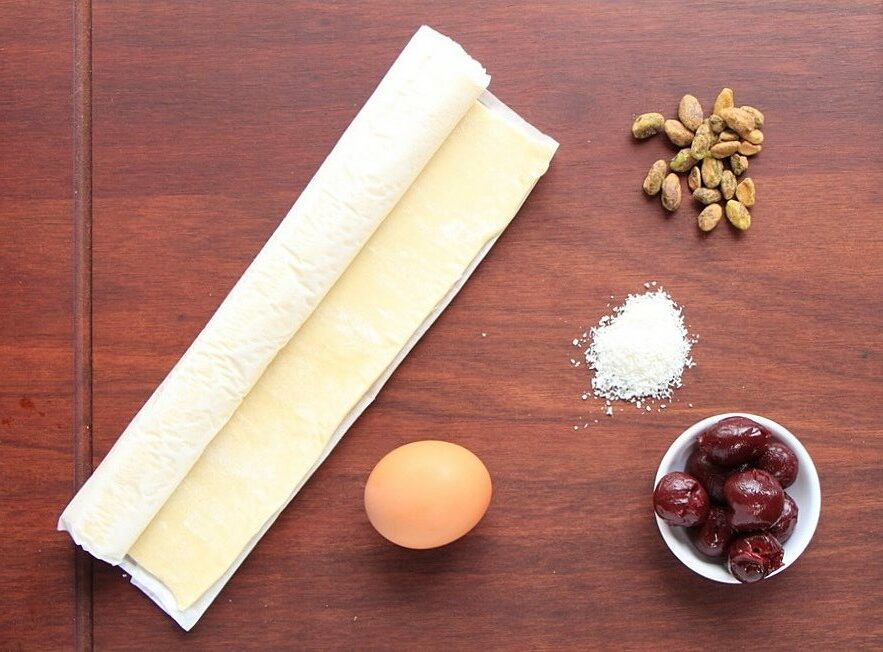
[72,0,94,650]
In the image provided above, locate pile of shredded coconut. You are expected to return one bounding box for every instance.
[578,286,696,411]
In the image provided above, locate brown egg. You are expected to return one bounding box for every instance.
[364,440,492,549]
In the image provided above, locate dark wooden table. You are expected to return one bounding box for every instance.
[2,1,882,649]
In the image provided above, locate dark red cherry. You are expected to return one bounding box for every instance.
[689,506,734,558]
[698,416,770,467]
[724,469,784,531]
[653,472,710,527]
[756,441,799,488]
[768,493,799,544]
[728,533,784,583]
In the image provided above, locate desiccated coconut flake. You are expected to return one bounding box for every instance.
[585,288,696,404]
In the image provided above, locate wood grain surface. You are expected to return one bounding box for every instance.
[2,0,882,649]
[0,2,78,649]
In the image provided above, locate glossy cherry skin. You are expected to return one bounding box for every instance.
[756,441,799,488]
[724,469,784,531]
[768,493,799,544]
[728,533,784,583]
[686,448,747,504]
[689,506,734,558]
[653,472,710,527]
[698,416,771,467]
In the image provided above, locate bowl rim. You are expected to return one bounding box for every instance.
[654,412,821,584]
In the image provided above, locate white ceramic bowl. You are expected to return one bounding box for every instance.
[654,413,820,583]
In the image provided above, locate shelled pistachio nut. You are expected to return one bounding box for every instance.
[688,166,702,191]
[710,141,740,158]
[693,187,722,205]
[736,177,756,207]
[718,130,739,142]
[664,119,695,147]
[701,157,723,188]
[661,173,682,211]
[690,122,714,160]
[741,105,765,128]
[721,107,756,138]
[671,148,699,172]
[678,94,704,131]
[721,170,737,199]
[738,141,762,156]
[726,199,751,230]
[746,129,764,145]
[643,159,668,195]
[713,88,735,117]
[730,153,749,176]
[698,203,723,232]
[632,112,665,138]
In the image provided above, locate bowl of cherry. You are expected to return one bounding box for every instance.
[654,413,820,584]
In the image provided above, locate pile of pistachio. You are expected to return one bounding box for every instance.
[632,89,763,231]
